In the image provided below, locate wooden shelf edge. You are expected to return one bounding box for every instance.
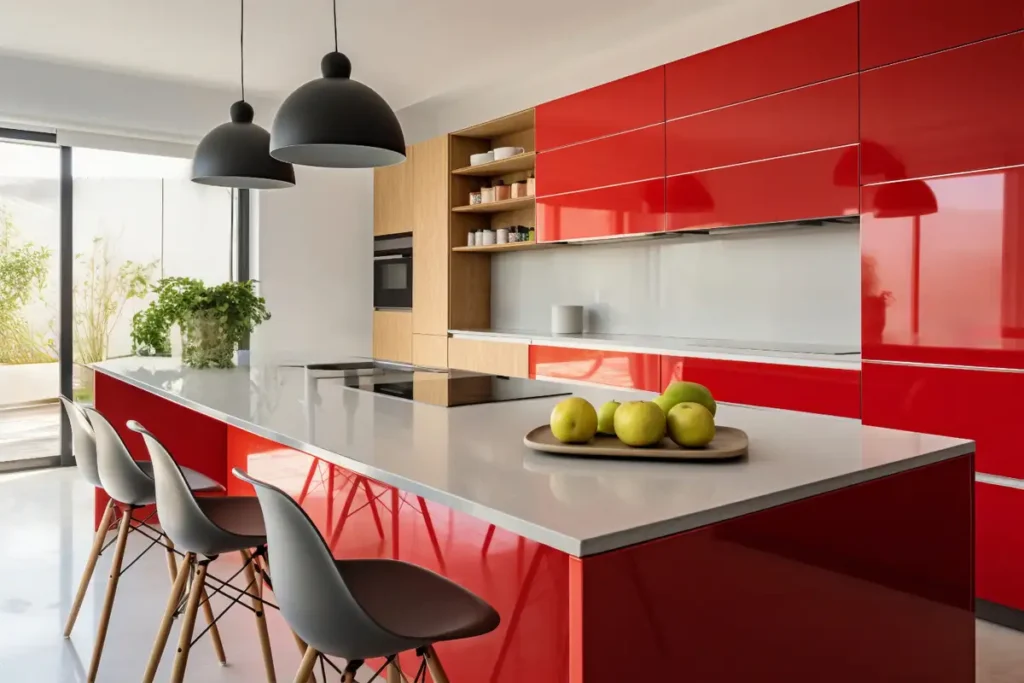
[451,196,536,213]
[451,242,548,253]
[452,108,535,139]
[451,152,536,177]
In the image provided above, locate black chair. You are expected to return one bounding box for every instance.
[233,467,500,683]
[128,420,279,683]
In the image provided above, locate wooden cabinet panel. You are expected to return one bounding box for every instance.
[372,310,412,363]
[861,33,1024,183]
[666,76,858,176]
[665,3,858,119]
[536,124,665,197]
[373,147,414,236]
[447,338,529,377]
[412,334,448,368]
[411,135,450,335]
[535,67,665,152]
[860,0,1024,70]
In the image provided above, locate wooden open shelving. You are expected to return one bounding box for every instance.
[453,109,535,139]
[451,196,535,214]
[452,241,552,253]
[451,152,536,177]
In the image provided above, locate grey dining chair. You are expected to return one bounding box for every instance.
[127,420,280,683]
[233,467,501,683]
[62,400,222,682]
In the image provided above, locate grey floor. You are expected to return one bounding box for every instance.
[0,467,1019,682]
[0,403,60,462]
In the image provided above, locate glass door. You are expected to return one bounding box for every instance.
[0,131,62,470]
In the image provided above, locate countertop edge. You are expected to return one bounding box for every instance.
[449,330,862,370]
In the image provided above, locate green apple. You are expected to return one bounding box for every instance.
[662,381,717,416]
[652,394,678,415]
[549,397,598,444]
[596,400,620,435]
[613,401,666,447]
[666,402,716,448]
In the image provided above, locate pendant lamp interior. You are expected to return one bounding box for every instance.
[192,0,295,189]
[269,0,406,168]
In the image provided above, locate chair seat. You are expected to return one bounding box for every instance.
[191,497,268,555]
[336,559,500,643]
[136,462,223,494]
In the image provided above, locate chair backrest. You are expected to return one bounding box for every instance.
[232,467,410,659]
[59,397,100,488]
[126,421,231,555]
[83,407,155,505]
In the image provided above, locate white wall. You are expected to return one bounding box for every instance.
[491,223,861,347]
[252,165,373,363]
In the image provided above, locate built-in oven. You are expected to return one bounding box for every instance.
[373,233,413,309]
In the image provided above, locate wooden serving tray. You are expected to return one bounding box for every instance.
[523,425,748,461]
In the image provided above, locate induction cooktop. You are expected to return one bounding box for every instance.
[342,371,570,408]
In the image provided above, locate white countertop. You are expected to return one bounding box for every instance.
[449,329,862,369]
[92,357,968,556]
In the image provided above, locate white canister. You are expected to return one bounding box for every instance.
[467,232,476,246]
[481,229,497,246]
[551,305,584,334]
[475,229,484,244]
[497,228,509,244]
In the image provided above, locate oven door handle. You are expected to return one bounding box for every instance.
[373,253,411,261]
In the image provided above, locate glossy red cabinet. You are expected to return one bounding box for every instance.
[976,482,1024,611]
[665,4,858,119]
[537,125,665,197]
[535,67,665,152]
[861,167,1024,370]
[861,33,1024,183]
[862,361,1024,479]
[667,146,859,231]
[537,179,665,241]
[860,0,1024,70]
[662,356,860,418]
[529,346,661,392]
[666,75,857,176]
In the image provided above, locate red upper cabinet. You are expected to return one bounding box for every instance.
[536,124,665,197]
[860,0,1024,70]
[538,179,665,241]
[666,75,858,176]
[535,67,665,152]
[861,166,1024,370]
[861,33,1024,183]
[665,4,858,120]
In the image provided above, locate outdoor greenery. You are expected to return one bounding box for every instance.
[131,277,270,369]
[0,206,52,364]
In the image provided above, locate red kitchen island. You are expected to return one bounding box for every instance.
[92,357,975,682]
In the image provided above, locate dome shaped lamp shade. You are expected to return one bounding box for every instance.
[270,51,406,168]
[192,101,296,189]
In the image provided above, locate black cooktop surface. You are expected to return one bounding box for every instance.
[343,372,569,407]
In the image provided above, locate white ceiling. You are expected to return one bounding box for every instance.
[0,0,728,111]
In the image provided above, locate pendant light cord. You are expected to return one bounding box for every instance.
[239,0,246,101]
[332,0,338,51]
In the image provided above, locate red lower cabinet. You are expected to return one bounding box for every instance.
[529,346,661,391]
[661,357,861,418]
[666,146,859,231]
[862,361,1024,479]
[537,179,665,241]
[976,482,1024,611]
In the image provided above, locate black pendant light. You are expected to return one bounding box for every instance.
[269,0,406,168]
[192,0,295,189]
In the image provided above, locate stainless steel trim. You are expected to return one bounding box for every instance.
[976,473,1024,490]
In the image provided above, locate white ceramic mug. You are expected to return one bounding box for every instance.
[551,305,584,334]
[493,146,526,161]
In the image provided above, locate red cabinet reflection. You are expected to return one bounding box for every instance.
[860,0,1024,70]
[862,361,1024,479]
[861,166,1024,369]
[861,33,1024,183]
[536,124,665,197]
[666,75,858,176]
[976,482,1024,611]
[529,346,661,391]
[667,146,859,231]
[661,356,861,418]
[537,179,665,242]
[665,3,857,119]
[535,67,665,152]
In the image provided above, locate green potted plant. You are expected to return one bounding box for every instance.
[130,277,270,369]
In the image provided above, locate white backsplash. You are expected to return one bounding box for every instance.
[491,223,860,347]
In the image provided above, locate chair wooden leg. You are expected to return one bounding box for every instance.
[142,553,192,683]
[86,504,132,682]
[64,499,114,638]
[387,656,403,683]
[164,537,179,581]
[293,646,319,683]
[169,560,209,683]
[425,646,450,683]
[199,583,227,664]
[242,550,277,682]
